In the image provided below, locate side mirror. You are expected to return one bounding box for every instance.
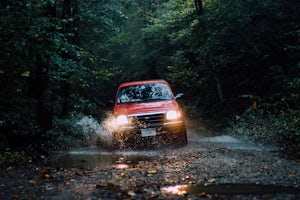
[175,93,184,99]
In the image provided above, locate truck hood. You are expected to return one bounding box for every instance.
[113,100,179,116]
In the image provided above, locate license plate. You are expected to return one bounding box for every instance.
[141,128,156,137]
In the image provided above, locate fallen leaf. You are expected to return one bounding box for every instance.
[199,191,206,197]
[129,168,139,171]
[208,178,216,183]
[128,190,136,196]
[75,171,84,176]
[44,173,51,179]
[96,182,115,190]
[148,170,157,174]
[29,179,37,184]
[64,181,71,186]
[45,186,55,191]
[288,173,295,177]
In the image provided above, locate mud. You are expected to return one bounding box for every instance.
[1,131,299,200]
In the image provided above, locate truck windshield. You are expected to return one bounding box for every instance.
[117,83,173,104]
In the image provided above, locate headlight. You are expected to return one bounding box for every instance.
[116,115,129,125]
[166,110,181,120]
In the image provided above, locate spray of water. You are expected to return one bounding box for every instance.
[75,114,116,149]
[96,114,118,149]
[74,113,175,150]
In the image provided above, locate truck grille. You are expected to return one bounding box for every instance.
[130,113,164,128]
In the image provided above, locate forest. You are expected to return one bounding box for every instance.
[0,0,299,159]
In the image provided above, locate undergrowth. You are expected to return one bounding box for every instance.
[226,107,300,158]
[45,113,100,150]
[0,148,29,168]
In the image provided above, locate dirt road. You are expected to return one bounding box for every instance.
[1,131,299,199]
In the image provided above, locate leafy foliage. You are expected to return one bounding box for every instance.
[0,0,299,154]
[227,105,300,156]
[46,113,99,150]
[0,0,115,149]
[0,149,28,168]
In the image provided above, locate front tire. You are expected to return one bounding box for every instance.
[169,129,187,147]
[177,129,188,146]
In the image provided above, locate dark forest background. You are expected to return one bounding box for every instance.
[0,0,299,156]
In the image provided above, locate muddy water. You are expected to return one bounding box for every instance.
[50,132,278,169]
[50,150,157,169]
[161,184,300,196]
[188,132,279,151]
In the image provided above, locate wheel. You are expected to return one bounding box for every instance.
[171,129,187,147]
[177,129,188,146]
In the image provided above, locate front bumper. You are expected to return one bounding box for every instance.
[113,120,185,138]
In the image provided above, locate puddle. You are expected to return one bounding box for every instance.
[50,150,155,169]
[161,184,300,196]
[195,135,278,151]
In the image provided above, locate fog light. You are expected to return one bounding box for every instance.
[166,110,180,120]
[116,115,128,125]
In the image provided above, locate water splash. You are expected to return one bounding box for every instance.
[73,114,166,150]
[75,114,114,149]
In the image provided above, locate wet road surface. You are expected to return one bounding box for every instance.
[1,131,299,199]
[50,131,279,169]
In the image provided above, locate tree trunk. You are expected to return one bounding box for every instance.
[34,2,57,133]
[60,0,81,116]
[214,73,224,102]
[60,0,72,116]
[209,53,224,102]
[195,0,203,15]
[36,54,53,132]
[72,0,80,45]
[63,0,72,33]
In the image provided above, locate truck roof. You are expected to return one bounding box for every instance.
[118,79,169,88]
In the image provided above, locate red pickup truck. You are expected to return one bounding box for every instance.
[112,79,187,148]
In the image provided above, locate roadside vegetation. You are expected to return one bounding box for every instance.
[0,0,299,164]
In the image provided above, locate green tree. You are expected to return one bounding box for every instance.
[0,0,116,148]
